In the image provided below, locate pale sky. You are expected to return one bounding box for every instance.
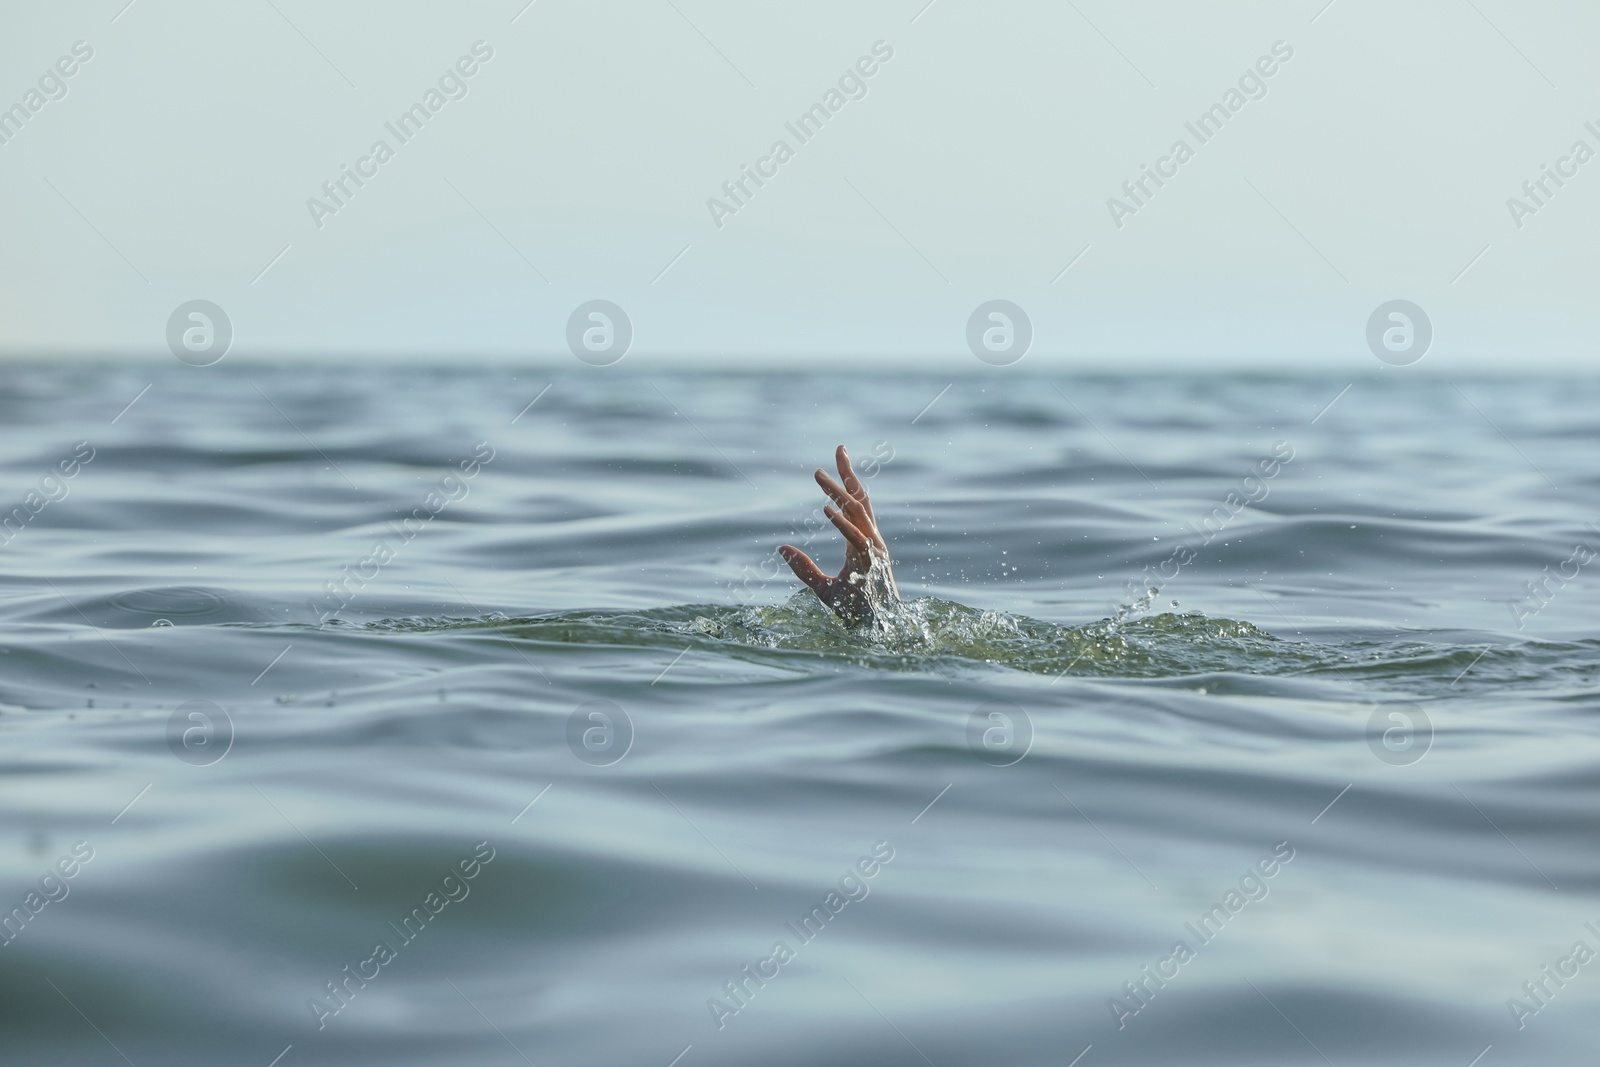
[1,0,1597,370]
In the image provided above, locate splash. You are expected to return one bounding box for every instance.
[367,592,1589,694]
[1105,583,1164,633]
[448,593,1292,681]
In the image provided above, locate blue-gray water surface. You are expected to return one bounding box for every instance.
[2,365,1598,1066]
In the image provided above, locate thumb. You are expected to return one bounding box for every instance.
[779,546,830,593]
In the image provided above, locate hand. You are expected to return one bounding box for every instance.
[779,445,899,624]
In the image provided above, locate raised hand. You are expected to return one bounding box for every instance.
[779,445,899,624]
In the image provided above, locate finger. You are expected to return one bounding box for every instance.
[841,494,880,545]
[824,505,870,550]
[815,469,875,534]
[836,445,862,495]
[819,482,882,559]
[828,450,882,545]
[779,546,830,593]
[814,468,852,510]
[836,445,875,519]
